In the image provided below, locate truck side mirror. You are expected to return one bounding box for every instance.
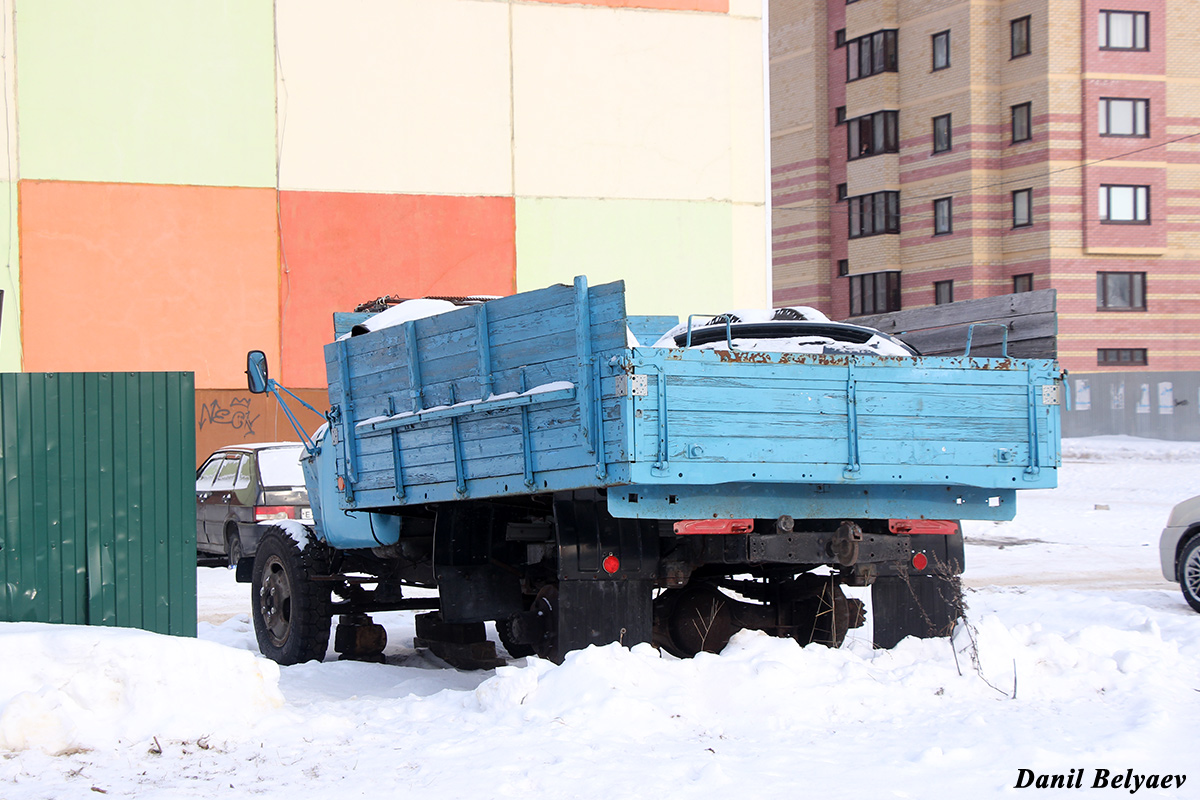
[246,350,270,394]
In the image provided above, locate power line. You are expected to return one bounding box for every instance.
[775,129,1200,221]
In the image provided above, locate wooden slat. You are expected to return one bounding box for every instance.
[849,289,1057,357]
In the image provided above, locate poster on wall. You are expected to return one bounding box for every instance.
[1158,382,1174,415]
[1074,379,1091,411]
[1111,382,1125,411]
[1136,384,1151,414]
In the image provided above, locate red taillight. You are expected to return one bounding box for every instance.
[603,555,620,574]
[912,552,929,571]
[889,519,959,536]
[673,519,754,535]
[255,506,296,522]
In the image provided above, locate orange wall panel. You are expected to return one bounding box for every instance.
[525,0,728,10]
[278,191,516,387]
[20,181,281,387]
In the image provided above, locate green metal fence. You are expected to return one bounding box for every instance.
[0,372,196,636]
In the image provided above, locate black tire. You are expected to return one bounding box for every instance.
[226,528,244,569]
[251,528,332,665]
[496,616,536,659]
[1180,535,1200,614]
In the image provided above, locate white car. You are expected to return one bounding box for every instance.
[1160,496,1200,612]
[651,307,919,356]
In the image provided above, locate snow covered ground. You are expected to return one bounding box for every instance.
[2,437,1198,798]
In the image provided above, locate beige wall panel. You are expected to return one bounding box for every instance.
[513,3,753,201]
[1045,0,1079,77]
[845,73,899,120]
[275,0,512,196]
[771,53,817,133]
[845,0,898,34]
[731,202,771,307]
[731,16,768,205]
[847,155,900,192]
[769,0,817,57]
[848,235,900,270]
[729,0,763,18]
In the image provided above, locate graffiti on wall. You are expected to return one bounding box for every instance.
[198,395,260,438]
[194,388,328,468]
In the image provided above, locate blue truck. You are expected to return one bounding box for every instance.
[242,277,1063,667]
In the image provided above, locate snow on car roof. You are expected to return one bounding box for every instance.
[651,307,915,357]
[338,298,461,340]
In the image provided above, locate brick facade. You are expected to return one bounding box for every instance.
[770,0,1200,373]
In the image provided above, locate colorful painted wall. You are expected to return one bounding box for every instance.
[8,0,768,402]
[1,0,17,372]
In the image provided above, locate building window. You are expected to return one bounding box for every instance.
[933,197,952,235]
[1012,189,1032,227]
[1012,103,1032,143]
[847,30,898,81]
[849,271,901,316]
[1013,273,1033,293]
[1098,348,1147,366]
[1099,185,1149,223]
[1011,16,1031,58]
[835,29,846,48]
[1099,98,1149,137]
[836,183,848,201]
[837,258,849,277]
[932,30,950,70]
[848,191,901,239]
[836,106,847,124]
[935,280,954,305]
[848,110,899,159]
[1097,272,1146,310]
[932,114,952,153]
[1099,10,1148,50]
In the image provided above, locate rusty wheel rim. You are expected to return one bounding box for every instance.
[259,554,293,647]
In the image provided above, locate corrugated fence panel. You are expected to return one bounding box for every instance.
[0,372,196,636]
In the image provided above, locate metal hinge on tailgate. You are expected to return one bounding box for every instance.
[615,374,648,397]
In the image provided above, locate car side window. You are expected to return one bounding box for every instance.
[196,457,223,491]
[234,454,255,490]
[211,454,242,491]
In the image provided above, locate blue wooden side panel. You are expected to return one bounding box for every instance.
[324,279,629,510]
[621,348,1060,490]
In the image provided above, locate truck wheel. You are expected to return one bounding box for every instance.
[251,528,332,665]
[496,615,537,659]
[1180,536,1200,613]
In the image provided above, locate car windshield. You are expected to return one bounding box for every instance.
[257,446,306,487]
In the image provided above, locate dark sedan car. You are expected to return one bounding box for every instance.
[195,443,311,566]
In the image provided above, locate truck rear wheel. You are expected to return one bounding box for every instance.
[251,528,332,665]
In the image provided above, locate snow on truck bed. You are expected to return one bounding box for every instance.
[1,437,1198,799]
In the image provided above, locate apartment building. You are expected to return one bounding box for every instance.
[770,0,1200,374]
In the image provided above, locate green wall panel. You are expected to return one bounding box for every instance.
[515,197,734,330]
[0,372,196,636]
[15,0,276,188]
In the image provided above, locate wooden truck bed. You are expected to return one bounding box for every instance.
[324,278,1061,523]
